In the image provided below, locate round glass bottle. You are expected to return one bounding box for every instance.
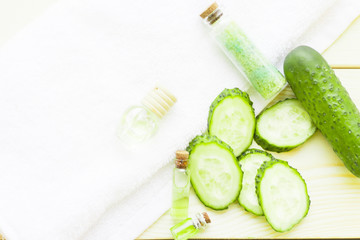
[117,86,176,146]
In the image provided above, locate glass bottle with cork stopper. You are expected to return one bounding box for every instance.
[170,212,211,240]
[117,85,176,146]
[200,2,286,100]
[171,150,191,219]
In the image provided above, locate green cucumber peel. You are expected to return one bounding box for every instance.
[284,45,360,177]
[254,98,316,152]
[208,88,255,157]
[238,149,274,216]
[256,159,310,232]
[187,134,242,210]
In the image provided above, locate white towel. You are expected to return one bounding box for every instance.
[0,0,359,239]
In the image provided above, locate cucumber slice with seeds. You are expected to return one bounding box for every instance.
[238,149,273,215]
[187,134,242,210]
[208,88,255,157]
[255,99,316,152]
[256,159,310,232]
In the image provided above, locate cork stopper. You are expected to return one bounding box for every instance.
[176,150,189,160]
[202,212,211,223]
[175,150,189,169]
[200,2,218,19]
[142,86,177,119]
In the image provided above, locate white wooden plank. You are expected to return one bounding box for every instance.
[323,16,360,68]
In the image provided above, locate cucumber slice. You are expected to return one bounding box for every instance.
[187,134,242,210]
[256,159,310,232]
[238,149,273,215]
[255,99,316,152]
[208,88,255,157]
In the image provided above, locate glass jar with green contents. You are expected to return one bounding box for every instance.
[171,150,190,220]
[200,2,286,100]
[170,212,211,240]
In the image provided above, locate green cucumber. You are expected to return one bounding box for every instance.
[208,88,255,157]
[254,99,316,152]
[238,149,273,215]
[186,134,242,210]
[256,159,310,232]
[284,46,360,177]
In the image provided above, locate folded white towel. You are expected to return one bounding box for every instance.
[0,0,359,239]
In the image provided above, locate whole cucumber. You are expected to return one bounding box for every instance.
[284,46,360,177]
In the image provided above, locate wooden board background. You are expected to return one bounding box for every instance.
[139,16,360,239]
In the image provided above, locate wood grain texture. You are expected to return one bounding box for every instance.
[324,15,360,67]
[139,15,360,239]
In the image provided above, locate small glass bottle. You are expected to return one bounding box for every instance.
[171,150,190,219]
[117,86,176,145]
[200,2,286,100]
[170,212,211,240]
